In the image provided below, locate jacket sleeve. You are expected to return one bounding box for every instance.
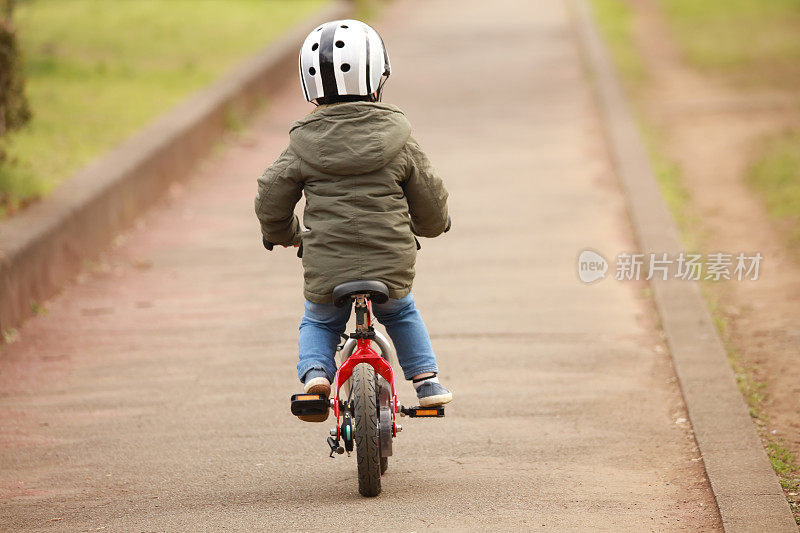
[402,137,450,238]
[254,148,304,246]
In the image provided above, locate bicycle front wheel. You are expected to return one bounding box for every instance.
[353,363,381,497]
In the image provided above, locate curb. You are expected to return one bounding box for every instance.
[0,2,351,333]
[571,0,797,530]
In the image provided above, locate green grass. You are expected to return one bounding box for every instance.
[656,0,800,87]
[706,292,766,420]
[589,0,646,85]
[748,129,800,253]
[770,440,799,477]
[645,128,697,239]
[0,0,327,216]
[768,440,800,521]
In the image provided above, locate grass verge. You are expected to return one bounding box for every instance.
[0,0,327,217]
[590,0,800,523]
[747,129,800,256]
[656,0,800,258]
[655,0,800,90]
[587,0,645,85]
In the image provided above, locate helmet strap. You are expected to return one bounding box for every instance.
[375,75,389,102]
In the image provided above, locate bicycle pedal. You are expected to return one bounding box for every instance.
[400,405,445,418]
[291,393,330,421]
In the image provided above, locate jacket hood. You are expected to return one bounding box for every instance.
[289,102,412,176]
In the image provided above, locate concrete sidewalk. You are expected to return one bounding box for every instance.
[0,0,721,530]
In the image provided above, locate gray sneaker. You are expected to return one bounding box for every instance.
[416,381,453,407]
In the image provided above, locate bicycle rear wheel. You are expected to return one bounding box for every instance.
[353,363,381,496]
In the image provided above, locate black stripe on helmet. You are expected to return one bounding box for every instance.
[299,50,310,101]
[364,27,372,94]
[318,23,339,99]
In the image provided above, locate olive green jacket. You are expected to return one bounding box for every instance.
[254,102,449,304]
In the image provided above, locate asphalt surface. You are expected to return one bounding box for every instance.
[1,0,722,530]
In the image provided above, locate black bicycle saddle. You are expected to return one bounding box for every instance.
[332,280,390,307]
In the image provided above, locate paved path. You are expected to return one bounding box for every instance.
[1,0,721,530]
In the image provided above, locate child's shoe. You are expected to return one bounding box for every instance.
[299,370,331,422]
[303,369,331,397]
[413,375,452,407]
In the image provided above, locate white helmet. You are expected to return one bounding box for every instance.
[299,19,391,104]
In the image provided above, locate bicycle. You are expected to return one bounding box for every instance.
[262,236,445,496]
[289,279,444,497]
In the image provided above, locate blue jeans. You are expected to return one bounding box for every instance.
[297,293,438,382]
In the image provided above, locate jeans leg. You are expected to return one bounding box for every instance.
[372,293,439,380]
[297,300,352,383]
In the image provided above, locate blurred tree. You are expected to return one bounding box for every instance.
[0,0,31,143]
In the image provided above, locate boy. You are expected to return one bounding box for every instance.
[254,19,451,412]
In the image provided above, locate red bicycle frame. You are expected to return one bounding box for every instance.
[332,299,398,437]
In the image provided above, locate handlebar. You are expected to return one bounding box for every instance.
[263,236,302,258]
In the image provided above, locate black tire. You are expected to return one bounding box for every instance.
[353,363,381,496]
[380,456,389,475]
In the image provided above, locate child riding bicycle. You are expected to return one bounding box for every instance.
[254,19,452,410]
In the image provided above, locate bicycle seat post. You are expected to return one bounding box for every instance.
[353,294,372,337]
